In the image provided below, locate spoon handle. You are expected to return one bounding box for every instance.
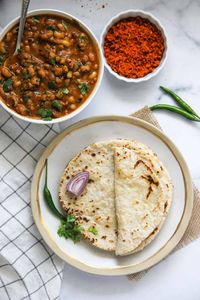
[14,0,30,54]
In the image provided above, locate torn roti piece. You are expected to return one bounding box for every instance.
[114,146,169,256]
[59,141,117,251]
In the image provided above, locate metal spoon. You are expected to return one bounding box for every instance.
[14,0,30,55]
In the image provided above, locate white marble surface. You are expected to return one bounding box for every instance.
[0,0,200,299]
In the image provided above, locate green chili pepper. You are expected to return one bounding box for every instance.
[160,86,200,119]
[43,160,65,220]
[150,104,200,122]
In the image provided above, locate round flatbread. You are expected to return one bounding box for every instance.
[59,139,173,255]
[59,142,117,251]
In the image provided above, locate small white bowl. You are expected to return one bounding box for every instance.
[100,10,168,83]
[0,9,104,124]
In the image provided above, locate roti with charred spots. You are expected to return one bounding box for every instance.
[59,139,173,255]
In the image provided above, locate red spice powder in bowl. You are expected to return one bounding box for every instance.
[100,10,168,82]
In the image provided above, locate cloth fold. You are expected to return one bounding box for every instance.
[129,106,200,281]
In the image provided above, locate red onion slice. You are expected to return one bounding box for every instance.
[66,171,89,197]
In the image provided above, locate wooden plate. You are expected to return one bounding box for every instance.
[31,116,193,275]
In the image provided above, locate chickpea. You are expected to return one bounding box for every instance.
[13,80,21,88]
[24,45,30,52]
[49,51,56,58]
[28,66,35,77]
[40,31,53,40]
[67,71,72,78]
[1,67,12,78]
[88,52,95,62]
[31,43,37,50]
[16,104,27,115]
[82,55,88,63]
[80,65,90,72]
[31,76,40,86]
[68,96,75,103]
[6,32,13,42]
[62,39,71,47]
[89,71,97,80]
[94,64,98,70]
[0,41,6,53]
[73,71,80,77]
[54,31,65,39]
[58,45,64,50]
[70,104,76,110]
[55,77,62,84]
[60,58,66,65]
[63,65,68,72]
[54,67,63,76]
[57,23,65,31]
[38,68,46,78]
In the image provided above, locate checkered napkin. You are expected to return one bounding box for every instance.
[0,107,64,300]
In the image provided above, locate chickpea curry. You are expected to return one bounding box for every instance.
[0,15,99,120]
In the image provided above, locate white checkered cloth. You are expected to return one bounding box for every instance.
[0,107,65,300]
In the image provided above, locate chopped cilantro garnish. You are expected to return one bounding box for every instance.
[52,100,62,112]
[88,226,98,235]
[38,108,52,118]
[79,33,87,41]
[0,54,5,66]
[32,16,40,23]
[23,96,29,103]
[78,82,90,95]
[46,25,56,31]
[3,78,13,92]
[23,72,31,80]
[48,81,57,90]
[50,57,57,65]
[57,214,83,243]
[61,87,69,94]
[61,20,68,30]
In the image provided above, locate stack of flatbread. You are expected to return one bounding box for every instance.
[59,139,173,256]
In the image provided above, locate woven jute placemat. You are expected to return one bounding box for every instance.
[128,106,200,281]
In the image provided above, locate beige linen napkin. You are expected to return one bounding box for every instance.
[128,106,200,281]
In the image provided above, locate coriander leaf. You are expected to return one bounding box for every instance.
[32,16,40,23]
[23,72,31,80]
[3,78,13,92]
[23,95,29,103]
[0,54,5,66]
[78,82,90,95]
[38,108,52,118]
[48,81,57,90]
[52,100,62,112]
[46,25,56,31]
[61,20,68,30]
[79,33,87,41]
[57,215,83,243]
[50,57,57,65]
[67,214,76,223]
[88,226,98,235]
[62,87,69,95]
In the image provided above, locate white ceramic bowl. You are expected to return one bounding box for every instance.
[0,9,104,124]
[100,10,168,83]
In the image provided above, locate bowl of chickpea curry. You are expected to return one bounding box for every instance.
[0,10,103,123]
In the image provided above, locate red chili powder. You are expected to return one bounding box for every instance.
[103,17,165,79]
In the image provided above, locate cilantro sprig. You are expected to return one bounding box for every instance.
[57,215,83,243]
[44,159,83,244]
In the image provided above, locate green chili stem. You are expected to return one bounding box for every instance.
[150,104,200,122]
[160,86,200,118]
